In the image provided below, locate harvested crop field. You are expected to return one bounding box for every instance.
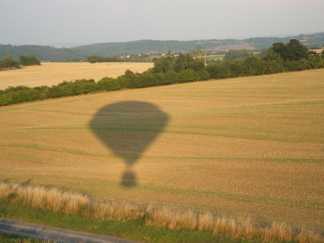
[0,69,323,232]
[0,62,153,90]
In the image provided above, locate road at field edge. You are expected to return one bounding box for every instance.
[0,219,136,243]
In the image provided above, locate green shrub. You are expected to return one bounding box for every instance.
[307,55,324,69]
[224,50,253,61]
[19,56,41,66]
[0,57,20,70]
[153,54,204,73]
[206,61,233,79]
[48,79,97,98]
[97,77,123,91]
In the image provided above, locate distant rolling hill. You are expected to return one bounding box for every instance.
[0,45,82,62]
[1,32,323,61]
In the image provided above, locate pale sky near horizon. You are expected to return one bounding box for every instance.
[0,0,323,47]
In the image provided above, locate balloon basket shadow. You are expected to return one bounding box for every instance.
[120,167,137,188]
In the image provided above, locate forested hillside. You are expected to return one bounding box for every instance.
[1,32,323,61]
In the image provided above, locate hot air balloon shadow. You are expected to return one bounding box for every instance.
[90,101,169,188]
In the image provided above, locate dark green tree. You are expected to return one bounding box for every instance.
[271,39,309,61]
[271,43,287,60]
[153,56,175,73]
[174,54,204,72]
[286,39,309,60]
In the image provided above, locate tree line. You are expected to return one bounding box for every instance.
[87,55,153,63]
[1,40,323,106]
[207,39,324,79]
[87,56,123,63]
[0,56,41,70]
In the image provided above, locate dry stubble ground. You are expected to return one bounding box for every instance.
[0,68,323,233]
[0,62,153,90]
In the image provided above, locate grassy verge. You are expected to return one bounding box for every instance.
[0,234,42,243]
[0,182,321,242]
[0,234,31,243]
[0,199,238,243]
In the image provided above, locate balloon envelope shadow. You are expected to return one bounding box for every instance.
[90,101,169,188]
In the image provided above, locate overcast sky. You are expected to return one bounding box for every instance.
[1,0,323,47]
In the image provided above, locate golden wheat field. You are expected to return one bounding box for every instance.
[0,69,324,232]
[0,62,153,90]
